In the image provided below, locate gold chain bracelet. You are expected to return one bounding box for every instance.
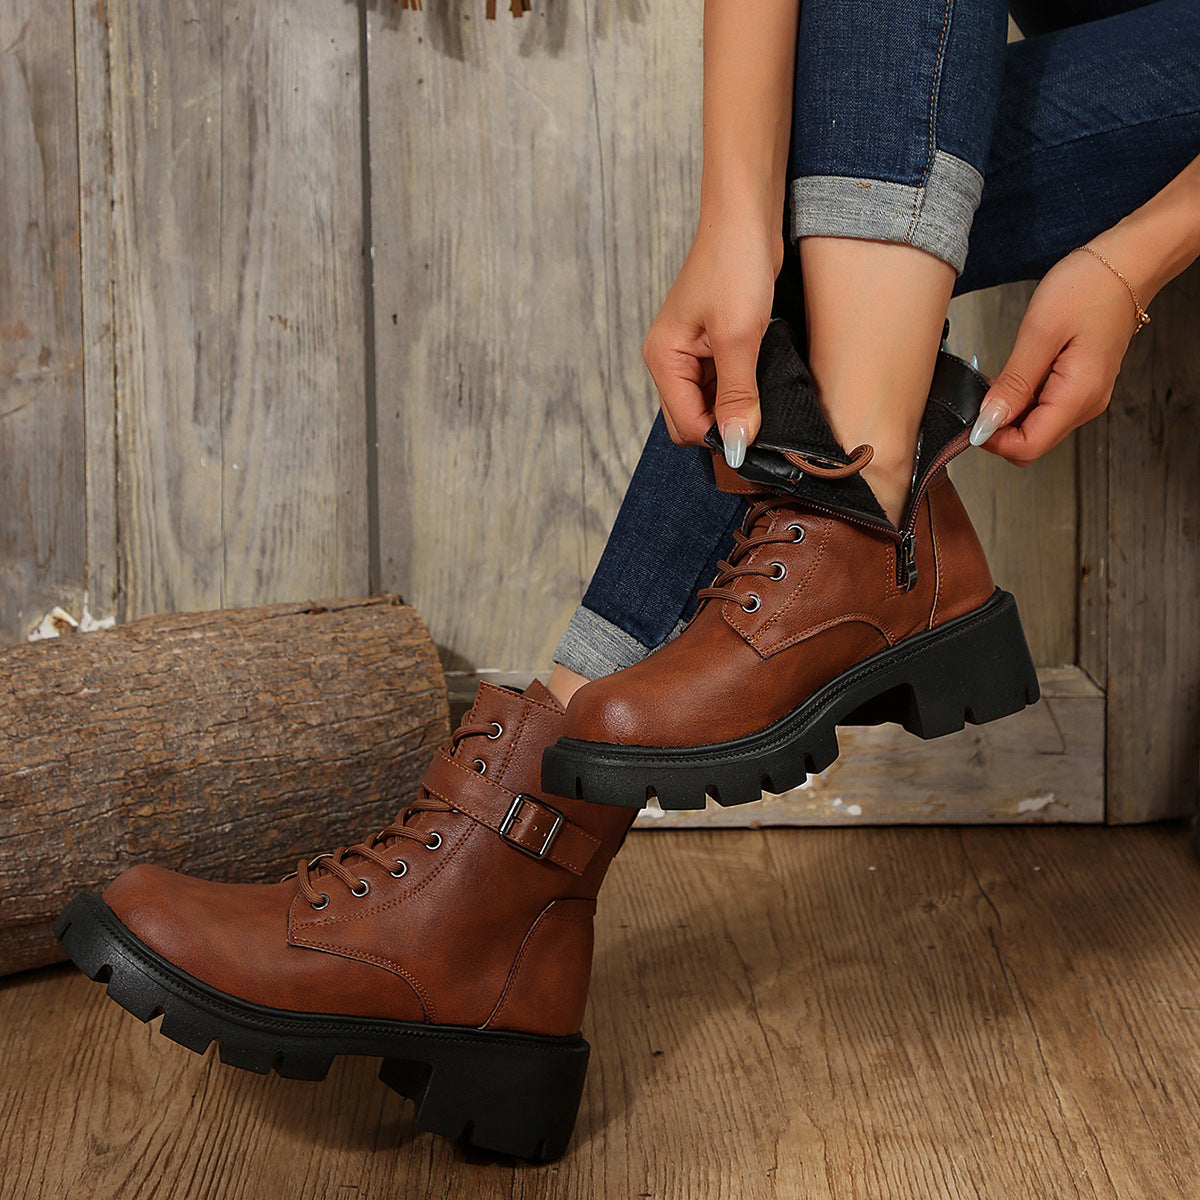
[1076,244,1151,333]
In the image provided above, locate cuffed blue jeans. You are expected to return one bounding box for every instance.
[555,0,1200,681]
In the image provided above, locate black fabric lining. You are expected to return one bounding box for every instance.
[707,318,988,530]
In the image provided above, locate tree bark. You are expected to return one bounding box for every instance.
[0,595,449,975]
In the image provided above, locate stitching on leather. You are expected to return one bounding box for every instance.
[482,904,551,1030]
[759,612,892,658]
[928,478,944,628]
[483,902,594,1031]
[729,519,829,649]
[753,519,830,642]
[287,936,436,1021]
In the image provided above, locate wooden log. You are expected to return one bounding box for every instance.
[0,596,449,977]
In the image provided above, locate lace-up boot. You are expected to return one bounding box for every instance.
[542,319,1040,810]
[54,681,636,1161]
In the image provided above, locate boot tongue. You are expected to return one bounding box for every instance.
[521,678,564,714]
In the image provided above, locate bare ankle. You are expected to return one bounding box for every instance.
[547,663,591,708]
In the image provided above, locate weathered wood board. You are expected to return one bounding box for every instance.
[1092,267,1200,822]
[946,285,1078,668]
[0,0,87,641]
[366,1,696,674]
[0,595,449,976]
[77,0,370,621]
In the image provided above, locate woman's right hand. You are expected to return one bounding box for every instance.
[641,214,783,467]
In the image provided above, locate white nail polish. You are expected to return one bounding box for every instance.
[969,400,1007,447]
[722,418,748,470]
[970,354,979,371]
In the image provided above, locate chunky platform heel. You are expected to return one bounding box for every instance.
[543,590,1040,810]
[380,1033,590,1161]
[843,589,1040,738]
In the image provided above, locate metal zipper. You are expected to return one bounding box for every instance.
[792,428,972,591]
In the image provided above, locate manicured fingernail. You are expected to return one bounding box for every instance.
[970,354,979,371]
[722,418,748,469]
[970,399,1008,447]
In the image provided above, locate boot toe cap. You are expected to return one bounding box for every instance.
[562,675,657,746]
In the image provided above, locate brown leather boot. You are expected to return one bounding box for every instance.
[54,681,635,1161]
[542,319,1040,810]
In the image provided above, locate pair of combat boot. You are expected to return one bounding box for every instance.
[55,320,1037,1160]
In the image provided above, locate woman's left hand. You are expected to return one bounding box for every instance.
[970,244,1143,465]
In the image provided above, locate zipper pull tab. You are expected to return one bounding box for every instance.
[897,531,919,591]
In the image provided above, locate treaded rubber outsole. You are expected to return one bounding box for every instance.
[53,893,590,1161]
[541,589,1040,810]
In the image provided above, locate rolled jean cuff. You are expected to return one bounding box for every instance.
[788,149,984,273]
[554,605,686,681]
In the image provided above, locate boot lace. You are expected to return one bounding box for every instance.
[292,717,502,908]
[697,444,873,609]
[697,499,809,607]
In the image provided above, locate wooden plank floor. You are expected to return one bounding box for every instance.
[3,824,1200,1198]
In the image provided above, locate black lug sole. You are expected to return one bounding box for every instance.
[53,893,589,1161]
[541,589,1039,810]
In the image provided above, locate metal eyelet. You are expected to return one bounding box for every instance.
[310,893,329,911]
[487,721,504,739]
[473,758,487,773]
[742,594,761,614]
[425,831,443,851]
[350,878,370,898]
[769,561,787,581]
[787,523,805,543]
[390,860,408,879]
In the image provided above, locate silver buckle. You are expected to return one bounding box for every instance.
[499,794,564,860]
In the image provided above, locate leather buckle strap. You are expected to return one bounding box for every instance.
[499,794,563,860]
[420,751,600,876]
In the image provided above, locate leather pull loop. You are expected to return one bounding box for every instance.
[779,443,874,478]
[421,751,600,876]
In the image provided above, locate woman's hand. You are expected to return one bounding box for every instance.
[969,244,1145,466]
[642,215,783,467]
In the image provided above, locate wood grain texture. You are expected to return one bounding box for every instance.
[4,823,1200,1197]
[74,0,119,625]
[367,1,694,673]
[1076,412,1107,689]
[0,595,449,976]
[947,284,1078,667]
[94,0,369,619]
[0,0,87,641]
[1101,266,1200,822]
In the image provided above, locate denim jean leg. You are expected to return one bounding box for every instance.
[958,0,1200,293]
[789,0,1010,272]
[553,414,750,680]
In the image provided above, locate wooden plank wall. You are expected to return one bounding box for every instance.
[96,0,370,617]
[0,0,87,641]
[2,0,371,643]
[1081,269,1200,823]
